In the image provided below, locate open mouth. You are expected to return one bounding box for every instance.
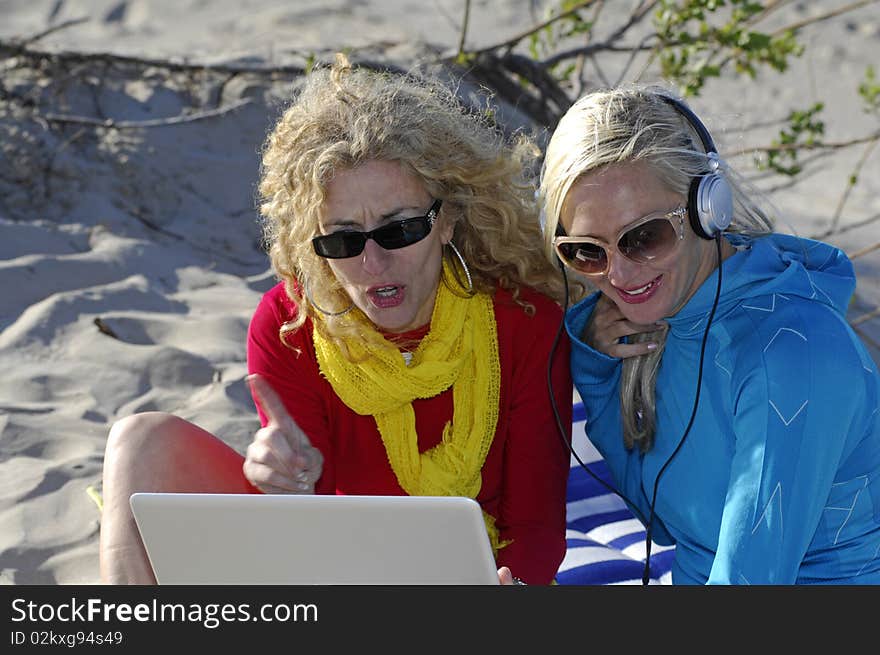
[623,279,657,295]
[615,275,662,304]
[367,284,405,308]
[374,286,398,297]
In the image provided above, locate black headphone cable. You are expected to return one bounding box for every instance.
[548,235,725,586]
[640,234,724,585]
[547,260,651,529]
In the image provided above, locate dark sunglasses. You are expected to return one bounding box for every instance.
[553,206,686,276]
[312,199,442,259]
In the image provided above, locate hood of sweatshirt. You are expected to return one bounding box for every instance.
[668,233,856,337]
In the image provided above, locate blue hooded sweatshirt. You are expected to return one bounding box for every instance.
[567,233,880,584]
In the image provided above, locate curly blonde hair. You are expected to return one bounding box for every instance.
[540,85,774,451]
[258,53,569,352]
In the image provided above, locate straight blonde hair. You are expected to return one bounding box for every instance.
[540,85,774,450]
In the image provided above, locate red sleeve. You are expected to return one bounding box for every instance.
[245,283,336,492]
[493,288,572,584]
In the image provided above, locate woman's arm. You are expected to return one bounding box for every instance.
[245,284,337,493]
[708,304,866,584]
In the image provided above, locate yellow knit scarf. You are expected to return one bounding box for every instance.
[312,264,507,553]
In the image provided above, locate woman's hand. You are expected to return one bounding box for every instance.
[497,566,526,585]
[583,295,666,359]
[243,374,324,494]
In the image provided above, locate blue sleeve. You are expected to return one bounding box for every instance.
[707,303,863,584]
[566,293,664,537]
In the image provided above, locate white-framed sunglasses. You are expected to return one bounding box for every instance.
[553,206,687,276]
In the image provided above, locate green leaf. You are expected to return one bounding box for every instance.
[858,66,880,113]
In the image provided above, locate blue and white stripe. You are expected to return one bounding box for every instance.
[557,401,675,585]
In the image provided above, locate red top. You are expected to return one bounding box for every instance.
[246,282,572,583]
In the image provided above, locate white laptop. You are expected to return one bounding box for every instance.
[129,493,500,585]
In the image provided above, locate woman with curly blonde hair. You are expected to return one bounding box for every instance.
[99,54,574,585]
[260,54,567,344]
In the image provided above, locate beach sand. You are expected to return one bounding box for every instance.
[1,0,878,584]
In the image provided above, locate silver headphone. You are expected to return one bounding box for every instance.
[658,95,733,240]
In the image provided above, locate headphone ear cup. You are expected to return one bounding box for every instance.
[688,171,733,239]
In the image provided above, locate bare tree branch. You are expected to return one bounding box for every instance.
[39,97,253,129]
[813,212,880,240]
[854,324,880,353]
[829,137,880,234]
[848,240,880,260]
[0,39,420,83]
[742,0,796,29]
[767,0,880,38]
[17,17,90,46]
[0,40,307,76]
[93,317,121,340]
[541,0,657,67]
[499,52,572,115]
[466,0,600,57]
[851,306,880,327]
[457,0,472,60]
[726,132,880,158]
[619,32,660,85]
[464,53,560,126]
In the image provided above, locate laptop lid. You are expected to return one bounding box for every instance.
[129,493,500,585]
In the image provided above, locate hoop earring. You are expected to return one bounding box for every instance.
[446,240,473,294]
[304,282,354,317]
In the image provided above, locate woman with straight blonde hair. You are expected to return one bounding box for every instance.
[541,85,880,584]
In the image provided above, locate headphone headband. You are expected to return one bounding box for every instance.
[657,94,718,155]
[656,94,732,239]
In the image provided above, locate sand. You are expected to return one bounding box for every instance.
[1,0,878,584]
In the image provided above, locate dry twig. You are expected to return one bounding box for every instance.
[852,307,880,327]
[16,17,90,46]
[93,317,120,340]
[39,97,253,130]
[849,241,880,260]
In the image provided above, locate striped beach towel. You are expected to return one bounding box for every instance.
[556,401,675,585]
